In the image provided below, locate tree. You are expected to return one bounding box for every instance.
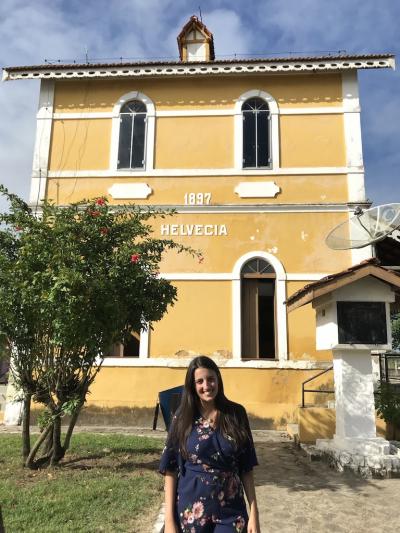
[0,333,9,383]
[375,381,400,440]
[0,186,195,468]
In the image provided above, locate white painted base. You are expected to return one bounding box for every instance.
[314,438,400,477]
[3,400,23,425]
[317,436,391,456]
[303,441,400,478]
[3,377,23,425]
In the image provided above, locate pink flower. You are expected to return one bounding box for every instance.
[130,254,140,263]
[192,501,204,520]
[96,198,106,206]
[89,210,100,217]
[234,517,246,532]
[187,512,194,524]
[100,227,109,235]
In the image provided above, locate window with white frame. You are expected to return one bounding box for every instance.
[241,258,276,359]
[242,97,271,168]
[117,100,147,169]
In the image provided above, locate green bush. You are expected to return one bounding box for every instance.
[392,312,400,350]
[375,381,400,439]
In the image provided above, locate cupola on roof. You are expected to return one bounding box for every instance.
[177,15,215,62]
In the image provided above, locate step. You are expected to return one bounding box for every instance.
[286,423,300,445]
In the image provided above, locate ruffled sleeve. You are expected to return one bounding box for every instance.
[159,416,180,474]
[159,440,179,474]
[237,406,258,474]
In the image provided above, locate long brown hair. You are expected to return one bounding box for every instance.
[168,356,250,457]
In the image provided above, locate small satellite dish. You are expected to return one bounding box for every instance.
[326,203,400,250]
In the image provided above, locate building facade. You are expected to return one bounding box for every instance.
[3,17,395,428]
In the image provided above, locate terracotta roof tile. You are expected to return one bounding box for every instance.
[3,53,394,73]
[286,258,400,311]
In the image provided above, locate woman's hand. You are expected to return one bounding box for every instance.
[247,510,260,533]
[164,471,179,532]
[164,517,179,533]
[241,470,260,533]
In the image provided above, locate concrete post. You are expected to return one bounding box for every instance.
[326,348,390,455]
[333,349,377,440]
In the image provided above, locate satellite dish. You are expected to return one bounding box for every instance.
[326,203,400,250]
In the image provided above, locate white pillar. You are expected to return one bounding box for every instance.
[331,348,390,455]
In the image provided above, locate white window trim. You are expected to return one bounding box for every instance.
[232,251,287,363]
[139,325,149,358]
[110,91,155,172]
[234,90,280,172]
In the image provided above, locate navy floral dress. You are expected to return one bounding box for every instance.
[159,405,258,532]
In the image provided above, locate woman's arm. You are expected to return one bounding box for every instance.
[164,470,179,533]
[241,470,260,533]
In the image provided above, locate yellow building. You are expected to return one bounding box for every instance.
[2,16,395,429]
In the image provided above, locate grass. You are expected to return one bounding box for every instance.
[0,433,165,532]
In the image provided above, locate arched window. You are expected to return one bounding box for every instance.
[241,258,276,359]
[242,97,271,168]
[117,100,147,169]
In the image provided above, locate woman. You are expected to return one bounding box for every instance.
[160,356,260,533]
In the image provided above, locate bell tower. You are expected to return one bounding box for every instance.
[177,15,215,62]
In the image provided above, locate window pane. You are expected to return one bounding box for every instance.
[337,302,387,344]
[123,332,140,357]
[242,259,258,273]
[241,258,275,275]
[131,114,146,168]
[242,98,268,111]
[243,112,256,167]
[258,279,275,358]
[257,111,270,167]
[121,100,146,113]
[117,114,132,169]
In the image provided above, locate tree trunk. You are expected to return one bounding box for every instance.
[43,427,54,456]
[25,423,53,469]
[62,401,83,454]
[50,416,64,466]
[21,393,31,461]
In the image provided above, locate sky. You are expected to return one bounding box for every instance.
[0,0,399,209]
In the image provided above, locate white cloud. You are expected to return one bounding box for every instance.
[253,0,399,54]
[200,9,252,57]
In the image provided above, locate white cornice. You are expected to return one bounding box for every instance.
[155,204,352,213]
[159,272,328,281]
[28,203,356,213]
[46,166,361,178]
[3,56,395,82]
[100,357,332,369]
[50,106,351,119]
